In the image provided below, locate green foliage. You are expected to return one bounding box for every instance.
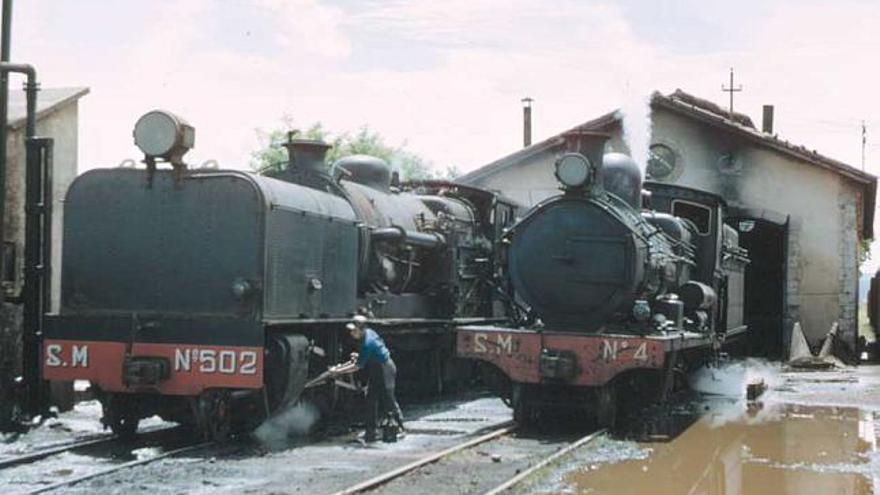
[250,118,458,181]
[860,238,872,266]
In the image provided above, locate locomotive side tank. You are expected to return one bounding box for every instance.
[457,131,748,427]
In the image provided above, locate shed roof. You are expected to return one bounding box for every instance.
[7,86,89,131]
[459,89,877,238]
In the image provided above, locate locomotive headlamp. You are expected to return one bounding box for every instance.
[133,110,195,163]
[555,153,592,188]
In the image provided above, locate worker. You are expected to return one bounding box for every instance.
[330,315,404,442]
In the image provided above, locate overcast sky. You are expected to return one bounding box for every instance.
[12,0,880,267]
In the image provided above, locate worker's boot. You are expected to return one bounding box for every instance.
[364,429,377,443]
[381,414,399,443]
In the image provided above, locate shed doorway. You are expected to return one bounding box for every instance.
[733,217,788,359]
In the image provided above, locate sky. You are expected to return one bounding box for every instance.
[11,0,880,267]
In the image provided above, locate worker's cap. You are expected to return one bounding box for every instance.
[345,323,357,331]
[352,315,368,325]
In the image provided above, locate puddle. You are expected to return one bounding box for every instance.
[557,403,878,495]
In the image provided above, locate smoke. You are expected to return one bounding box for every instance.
[689,359,782,398]
[617,92,653,179]
[252,401,320,449]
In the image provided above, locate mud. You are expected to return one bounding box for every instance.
[522,366,880,495]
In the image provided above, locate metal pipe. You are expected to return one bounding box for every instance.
[0,1,11,281]
[0,63,37,136]
[371,226,445,249]
[521,97,533,147]
[0,61,43,416]
[22,135,50,415]
[762,105,774,134]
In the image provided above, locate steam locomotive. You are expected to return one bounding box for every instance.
[457,131,749,426]
[41,110,519,439]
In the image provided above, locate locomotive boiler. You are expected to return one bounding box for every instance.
[457,131,749,426]
[41,110,519,439]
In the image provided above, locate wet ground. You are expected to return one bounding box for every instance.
[6,363,880,494]
[56,393,516,494]
[519,363,880,495]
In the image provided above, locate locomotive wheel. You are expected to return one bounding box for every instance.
[199,390,232,442]
[513,399,533,426]
[512,384,534,426]
[595,384,618,430]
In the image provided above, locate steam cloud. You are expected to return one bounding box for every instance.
[617,92,653,178]
[252,401,320,449]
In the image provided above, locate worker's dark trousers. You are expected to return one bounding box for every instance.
[365,358,403,436]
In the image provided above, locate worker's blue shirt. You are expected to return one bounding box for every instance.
[356,328,390,369]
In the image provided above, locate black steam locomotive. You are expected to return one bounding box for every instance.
[458,131,749,426]
[42,110,519,439]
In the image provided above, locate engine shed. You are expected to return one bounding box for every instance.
[0,87,88,383]
[459,89,877,361]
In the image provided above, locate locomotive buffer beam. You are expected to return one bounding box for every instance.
[457,326,714,388]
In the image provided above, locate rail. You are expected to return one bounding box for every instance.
[0,425,177,470]
[330,423,606,495]
[482,429,605,495]
[22,442,213,495]
[331,421,518,495]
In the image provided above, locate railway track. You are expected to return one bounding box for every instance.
[21,441,213,495]
[0,426,217,495]
[331,423,606,495]
[483,429,606,495]
[0,425,178,471]
[0,434,119,470]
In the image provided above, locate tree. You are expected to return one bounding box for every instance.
[250,119,455,181]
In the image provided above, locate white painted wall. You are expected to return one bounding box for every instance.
[5,103,79,312]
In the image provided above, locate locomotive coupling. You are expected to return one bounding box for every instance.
[539,348,578,380]
[122,356,171,387]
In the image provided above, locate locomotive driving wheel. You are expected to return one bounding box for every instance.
[199,390,232,442]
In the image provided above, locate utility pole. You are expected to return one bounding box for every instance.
[862,120,867,171]
[721,67,742,119]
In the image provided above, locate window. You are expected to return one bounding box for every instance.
[647,144,678,180]
[672,200,712,235]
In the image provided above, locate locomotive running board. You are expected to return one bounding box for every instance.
[456,326,716,387]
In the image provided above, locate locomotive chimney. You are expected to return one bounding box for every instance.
[282,131,332,174]
[762,105,774,134]
[522,97,533,147]
[563,130,609,170]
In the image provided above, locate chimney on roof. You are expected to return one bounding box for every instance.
[522,97,533,147]
[762,105,774,134]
